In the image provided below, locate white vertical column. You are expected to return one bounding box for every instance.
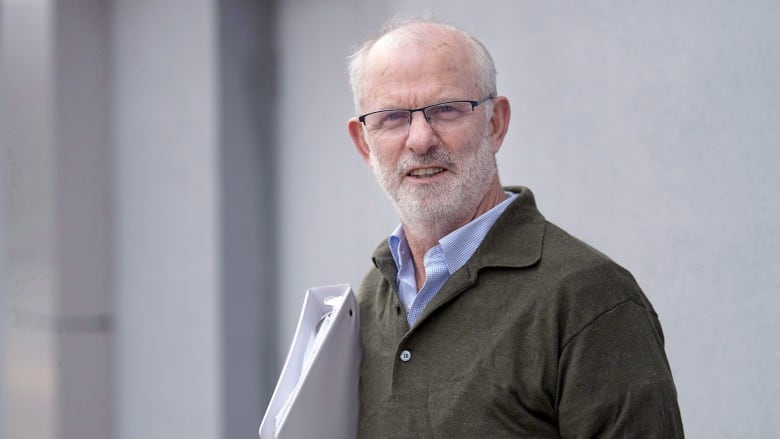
[111,1,223,438]
[2,1,113,438]
[1,1,58,438]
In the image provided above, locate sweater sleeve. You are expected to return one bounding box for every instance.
[556,300,685,438]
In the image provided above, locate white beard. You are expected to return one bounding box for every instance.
[368,132,498,233]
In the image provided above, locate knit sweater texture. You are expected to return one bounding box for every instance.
[357,186,684,438]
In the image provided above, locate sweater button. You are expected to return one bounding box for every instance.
[399,350,412,362]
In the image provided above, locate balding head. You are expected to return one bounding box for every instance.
[347,18,497,114]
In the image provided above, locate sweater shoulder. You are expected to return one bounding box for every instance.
[537,221,659,337]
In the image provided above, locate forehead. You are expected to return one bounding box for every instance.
[360,27,480,108]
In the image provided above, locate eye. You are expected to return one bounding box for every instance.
[427,102,470,121]
[379,110,409,127]
[427,104,457,117]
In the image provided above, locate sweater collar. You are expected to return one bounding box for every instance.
[372,186,545,278]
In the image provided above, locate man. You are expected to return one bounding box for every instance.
[346,18,684,438]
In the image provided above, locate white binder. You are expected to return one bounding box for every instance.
[259,284,361,439]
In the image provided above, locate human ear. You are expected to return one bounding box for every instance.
[487,96,511,153]
[348,117,372,164]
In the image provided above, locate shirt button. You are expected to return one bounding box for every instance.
[399,350,412,362]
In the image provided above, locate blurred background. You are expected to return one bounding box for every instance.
[1,0,778,438]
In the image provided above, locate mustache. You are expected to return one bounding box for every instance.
[397,150,456,174]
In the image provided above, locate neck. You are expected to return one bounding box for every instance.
[400,181,507,289]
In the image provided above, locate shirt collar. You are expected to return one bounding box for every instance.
[388,223,407,271]
[387,192,518,275]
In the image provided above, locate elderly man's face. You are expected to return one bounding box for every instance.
[355,31,500,227]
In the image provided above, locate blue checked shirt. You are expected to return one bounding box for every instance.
[388,192,518,327]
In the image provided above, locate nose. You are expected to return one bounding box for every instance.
[405,110,438,155]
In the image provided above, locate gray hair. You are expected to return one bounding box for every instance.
[347,17,497,115]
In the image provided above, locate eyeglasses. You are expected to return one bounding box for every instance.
[358,95,494,137]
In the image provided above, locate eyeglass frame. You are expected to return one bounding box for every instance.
[357,95,495,130]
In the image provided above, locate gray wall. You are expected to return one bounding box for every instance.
[2,0,276,438]
[112,0,222,437]
[218,1,278,437]
[2,1,778,438]
[276,2,780,438]
[114,0,278,437]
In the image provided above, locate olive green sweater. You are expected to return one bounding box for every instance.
[357,187,684,438]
